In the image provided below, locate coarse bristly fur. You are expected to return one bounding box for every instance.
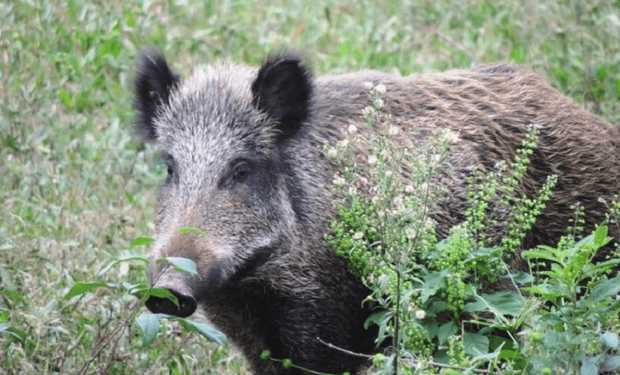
[133,49,620,375]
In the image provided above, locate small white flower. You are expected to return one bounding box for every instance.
[347,124,357,134]
[442,129,460,144]
[385,171,393,178]
[387,126,399,136]
[353,232,364,240]
[368,155,378,165]
[375,84,386,94]
[376,98,385,109]
[338,139,349,148]
[363,81,374,90]
[415,310,426,320]
[405,227,416,240]
[405,185,414,193]
[362,106,375,116]
[327,147,338,159]
[333,176,346,186]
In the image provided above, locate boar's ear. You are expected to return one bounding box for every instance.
[251,55,312,140]
[134,49,180,142]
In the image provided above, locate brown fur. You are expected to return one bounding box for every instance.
[134,50,620,375]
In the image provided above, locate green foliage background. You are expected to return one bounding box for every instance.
[1,0,619,373]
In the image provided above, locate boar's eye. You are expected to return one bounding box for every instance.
[232,161,251,183]
[162,152,175,182]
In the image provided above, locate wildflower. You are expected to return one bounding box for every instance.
[327,147,338,159]
[442,129,460,144]
[385,171,393,178]
[363,81,374,90]
[415,310,426,319]
[405,185,415,193]
[387,126,399,136]
[353,232,364,240]
[375,84,386,94]
[347,124,358,134]
[338,139,349,148]
[368,155,378,165]
[333,176,346,186]
[376,98,385,109]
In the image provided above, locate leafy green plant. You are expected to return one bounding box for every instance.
[63,232,227,375]
[521,225,620,374]
[327,85,620,374]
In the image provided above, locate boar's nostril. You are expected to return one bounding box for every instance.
[145,289,197,318]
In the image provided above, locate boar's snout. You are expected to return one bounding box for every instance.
[145,289,197,318]
[146,270,198,318]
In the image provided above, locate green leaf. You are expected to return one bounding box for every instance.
[147,288,179,307]
[593,225,609,249]
[470,291,525,317]
[180,319,228,345]
[64,282,116,300]
[99,256,149,276]
[521,248,559,263]
[364,310,392,346]
[587,277,620,303]
[602,332,619,349]
[179,227,208,237]
[5,326,27,342]
[135,312,160,346]
[420,270,448,304]
[156,257,198,276]
[129,237,156,248]
[580,356,598,375]
[600,355,620,372]
[438,321,457,346]
[464,331,489,356]
[0,324,8,333]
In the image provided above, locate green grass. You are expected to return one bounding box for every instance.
[1,0,619,373]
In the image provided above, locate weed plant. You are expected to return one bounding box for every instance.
[327,88,620,374]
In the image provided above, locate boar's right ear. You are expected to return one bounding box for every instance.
[134,49,180,142]
[251,55,312,140]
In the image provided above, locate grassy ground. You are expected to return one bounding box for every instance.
[1,0,619,373]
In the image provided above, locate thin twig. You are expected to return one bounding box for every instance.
[316,337,489,374]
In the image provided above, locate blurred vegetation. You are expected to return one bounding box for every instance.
[1,0,619,373]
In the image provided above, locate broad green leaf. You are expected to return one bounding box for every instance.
[438,321,457,346]
[502,271,534,285]
[364,310,392,346]
[147,288,180,307]
[64,282,116,300]
[179,227,208,237]
[469,291,525,317]
[602,332,619,349]
[129,237,156,248]
[521,249,559,263]
[135,312,160,347]
[600,355,620,372]
[99,255,149,276]
[593,225,609,249]
[181,319,228,345]
[580,356,598,375]
[156,257,198,276]
[587,277,620,303]
[420,270,448,304]
[464,331,489,356]
[6,326,27,342]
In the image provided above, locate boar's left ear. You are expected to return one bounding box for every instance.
[251,55,312,140]
[134,49,180,142]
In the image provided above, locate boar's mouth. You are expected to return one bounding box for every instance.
[146,247,275,317]
[201,246,277,293]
